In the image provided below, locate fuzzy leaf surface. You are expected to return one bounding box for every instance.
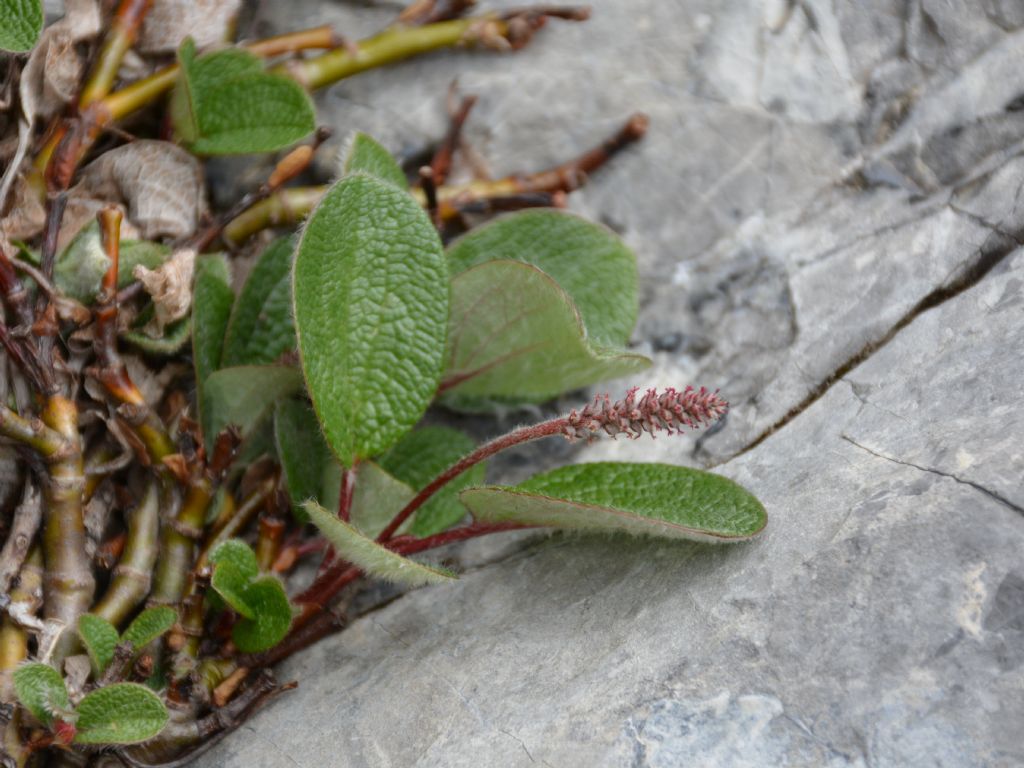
[348,461,415,539]
[12,663,68,726]
[123,315,191,355]
[203,365,303,445]
[304,501,455,586]
[274,398,330,521]
[223,236,295,366]
[0,0,42,52]
[442,260,649,405]
[378,426,482,536]
[209,539,260,618]
[230,576,292,653]
[73,683,168,744]
[172,38,315,155]
[192,254,234,437]
[462,462,767,542]
[293,173,448,466]
[446,210,638,347]
[121,607,178,649]
[341,133,406,188]
[78,615,119,677]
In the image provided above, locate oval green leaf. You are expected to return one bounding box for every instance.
[341,132,407,188]
[461,462,767,542]
[222,236,295,367]
[446,210,638,347]
[203,365,303,445]
[12,663,68,726]
[304,501,456,586]
[121,606,178,650]
[274,398,330,521]
[73,683,168,745]
[0,0,43,52]
[230,576,293,653]
[209,539,260,618]
[78,615,119,677]
[293,173,448,466]
[442,260,649,406]
[193,254,234,434]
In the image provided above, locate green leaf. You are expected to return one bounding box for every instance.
[341,132,407,188]
[78,615,119,677]
[203,365,303,445]
[192,254,234,437]
[122,315,191,355]
[222,236,295,367]
[446,210,638,348]
[461,462,767,542]
[12,663,69,726]
[442,260,649,405]
[50,223,169,303]
[274,398,330,521]
[172,38,316,155]
[121,607,178,650]
[230,576,292,653]
[378,426,481,537]
[293,173,448,466]
[209,539,260,619]
[304,501,456,586]
[73,683,168,745]
[348,461,415,539]
[0,0,43,52]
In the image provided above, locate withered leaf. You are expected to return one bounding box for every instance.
[139,0,242,54]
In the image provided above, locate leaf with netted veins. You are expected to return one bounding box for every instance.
[0,0,43,52]
[461,463,767,543]
[73,683,168,744]
[121,607,178,650]
[341,132,407,188]
[203,365,304,446]
[442,260,649,407]
[293,173,448,466]
[378,426,482,537]
[78,615,119,677]
[12,663,69,726]
[223,236,295,367]
[230,576,293,653]
[304,501,456,586]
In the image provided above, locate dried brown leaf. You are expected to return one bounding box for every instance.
[74,140,208,240]
[139,0,242,53]
[133,246,196,333]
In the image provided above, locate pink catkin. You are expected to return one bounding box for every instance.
[561,386,728,442]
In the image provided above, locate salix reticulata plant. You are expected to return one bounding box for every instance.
[0,0,766,763]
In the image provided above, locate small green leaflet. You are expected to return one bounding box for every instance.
[304,501,456,586]
[208,540,292,652]
[222,236,295,367]
[123,315,192,355]
[293,173,448,467]
[442,260,649,405]
[0,0,43,52]
[12,663,69,726]
[121,606,178,649]
[73,684,168,745]
[192,254,234,437]
[461,462,767,542]
[171,38,316,155]
[203,365,304,446]
[78,615,119,677]
[340,132,407,188]
[209,539,260,618]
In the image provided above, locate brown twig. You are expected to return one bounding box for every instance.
[0,482,42,607]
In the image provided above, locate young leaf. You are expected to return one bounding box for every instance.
[230,576,292,653]
[446,210,638,348]
[378,426,482,537]
[304,501,456,586]
[192,254,234,434]
[78,615,119,677]
[461,462,767,543]
[73,683,168,745]
[347,461,415,539]
[203,365,303,445]
[48,223,168,303]
[209,539,260,619]
[0,0,43,52]
[340,132,407,188]
[274,398,330,520]
[172,38,316,155]
[293,173,448,466]
[123,315,191,355]
[12,663,69,726]
[442,260,650,405]
[222,236,295,367]
[121,607,178,650]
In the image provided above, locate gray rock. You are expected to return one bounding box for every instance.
[195,2,1024,766]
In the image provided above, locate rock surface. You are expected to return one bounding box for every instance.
[196,2,1024,766]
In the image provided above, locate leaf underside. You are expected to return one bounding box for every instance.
[461,462,767,543]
